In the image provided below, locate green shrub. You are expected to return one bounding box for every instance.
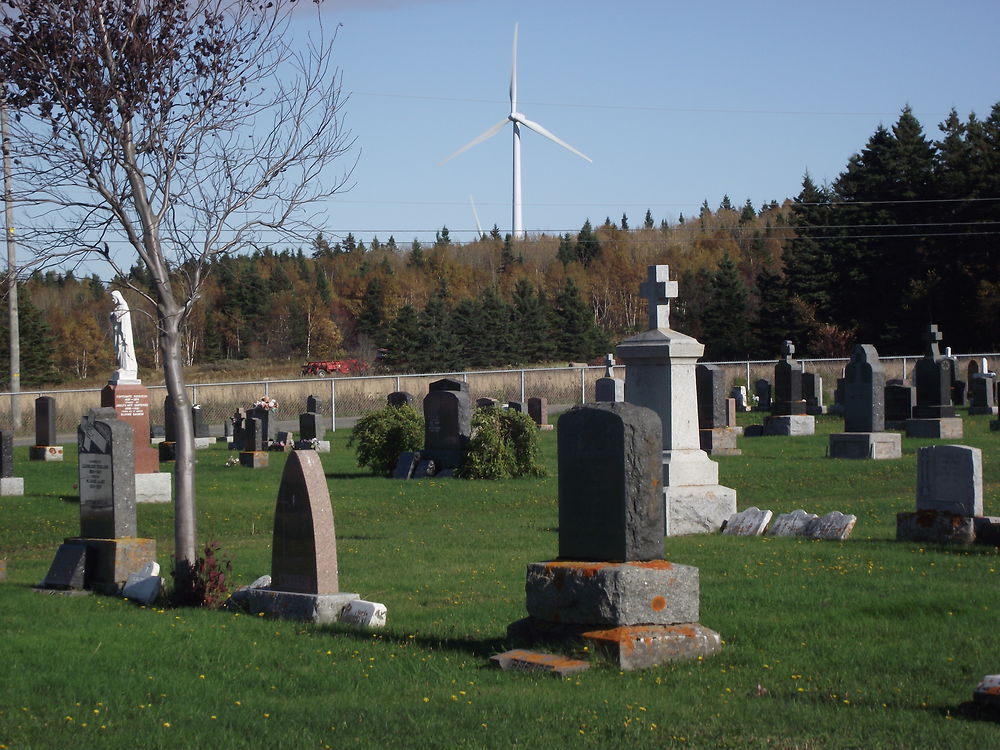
[348,404,424,476]
[458,407,546,479]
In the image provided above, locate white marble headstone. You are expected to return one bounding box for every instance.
[768,509,820,537]
[809,511,857,540]
[722,506,772,536]
[339,599,387,628]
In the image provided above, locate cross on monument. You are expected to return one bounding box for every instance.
[603,353,616,378]
[781,340,795,359]
[923,324,942,358]
[640,265,679,330]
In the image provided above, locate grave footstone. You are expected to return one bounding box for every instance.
[30,396,63,462]
[616,265,736,535]
[239,450,360,622]
[722,507,772,536]
[490,649,591,676]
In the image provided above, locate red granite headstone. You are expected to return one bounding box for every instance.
[101,383,159,474]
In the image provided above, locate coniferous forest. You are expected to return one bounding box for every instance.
[7,104,1000,387]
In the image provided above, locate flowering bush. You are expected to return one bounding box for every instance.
[253,396,278,411]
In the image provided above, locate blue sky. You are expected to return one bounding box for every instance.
[290,0,999,247]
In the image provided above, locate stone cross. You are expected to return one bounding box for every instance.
[603,353,616,378]
[781,340,795,359]
[640,265,678,331]
[923,324,942,358]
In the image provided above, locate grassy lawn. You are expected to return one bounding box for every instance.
[2,413,1000,748]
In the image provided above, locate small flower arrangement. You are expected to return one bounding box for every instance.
[253,396,279,411]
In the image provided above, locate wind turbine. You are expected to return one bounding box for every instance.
[439,23,591,240]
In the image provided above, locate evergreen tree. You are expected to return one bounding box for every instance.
[434,226,451,247]
[414,286,461,372]
[311,231,333,259]
[620,213,629,231]
[407,239,425,268]
[739,199,756,224]
[556,233,575,266]
[644,209,654,229]
[784,173,837,322]
[499,235,516,274]
[0,286,61,386]
[512,279,554,363]
[718,194,734,212]
[575,220,601,266]
[551,278,603,362]
[700,254,752,360]
[753,266,792,354]
[479,286,514,365]
[386,235,398,251]
[356,277,385,341]
[381,304,420,372]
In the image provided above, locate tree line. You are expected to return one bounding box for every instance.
[6,102,1000,387]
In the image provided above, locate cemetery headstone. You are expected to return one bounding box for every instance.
[764,341,814,436]
[387,391,414,408]
[121,561,163,605]
[527,397,552,430]
[696,365,741,456]
[237,450,359,622]
[239,417,269,468]
[30,396,63,462]
[508,398,723,671]
[163,395,178,443]
[754,379,772,411]
[306,394,319,414]
[969,373,998,415]
[615,265,736,535]
[829,343,901,460]
[767,509,819,537]
[250,405,271,443]
[907,324,963,438]
[505,401,523,413]
[884,381,915,425]
[475,397,498,409]
[192,405,211,439]
[809,511,857,540]
[802,372,824,415]
[730,386,750,412]
[722,507,772,536]
[0,431,23,495]
[422,378,471,471]
[594,353,625,403]
[339,599,388,628]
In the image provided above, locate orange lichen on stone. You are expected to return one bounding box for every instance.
[544,561,609,578]
[627,560,674,571]
[650,596,667,611]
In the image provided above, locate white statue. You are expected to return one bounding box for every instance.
[110,290,139,383]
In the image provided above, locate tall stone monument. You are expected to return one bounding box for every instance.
[828,344,901,459]
[616,265,737,535]
[38,408,156,592]
[765,341,815,435]
[29,395,63,462]
[100,291,171,502]
[905,324,963,438]
[237,450,360,622]
[507,402,722,670]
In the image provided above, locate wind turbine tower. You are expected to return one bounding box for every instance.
[440,23,591,240]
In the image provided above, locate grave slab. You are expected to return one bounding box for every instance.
[339,599,388,628]
[763,415,815,436]
[768,509,819,537]
[122,561,163,605]
[664,485,739,537]
[581,623,722,671]
[135,472,171,504]
[490,650,591,676]
[39,543,88,589]
[809,511,857,540]
[240,589,359,624]
[0,477,24,496]
[722,507,772,536]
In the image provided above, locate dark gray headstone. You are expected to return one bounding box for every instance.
[913,324,955,419]
[527,397,549,427]
[247,417,264,452]
[40,543,87,589]
[970,374,997,412]
[772,341,805,415]
[250,406,271,442]
[476,397,498,409]
[35,396,57,446]
[163,395,177,442]
[557,402,664,562]
[299,412,318,442]
[77,409,136,539]
[505,401,523,413]
[0,431,13,478]
[423,380,471,469]
[754,379,772,411]
[843,344,885,433]
[387,391,414,408]
[802,372,824,414]
[306,394,319,414]
[695,364,726,429]
[885,383,915,422]
[392,451,419,479]
[192,405,210,438]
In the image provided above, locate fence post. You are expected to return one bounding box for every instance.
[330,378,337,432]
[395,375,401,392]
[520,369,526,403]
[580,367,586,404]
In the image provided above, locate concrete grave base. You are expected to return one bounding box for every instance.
[698,428,741,456]
[508,618,721,671]
[0,477,24,496]
[293,440,331,452]
[61,536,157,593]
[239,588,359,624]
[239,451,269,468]
[525,560,699,627]
[29,445,64,462]
[664,484,737,536]
[969,405,998,416]
[136,472,171,504]
[763,415,815,436]
[896,510,1000,545]
[904,417,963,439]
[158,441,176,461]
[828,432,902,460]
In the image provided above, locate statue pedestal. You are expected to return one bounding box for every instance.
[101,382,159,474]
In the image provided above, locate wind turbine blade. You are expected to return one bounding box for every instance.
[517,116,593,162]
[510,23,519,113]
[470,195,484,238]
[437,119,510,165]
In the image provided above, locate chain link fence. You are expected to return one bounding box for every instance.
[2,353,994,441]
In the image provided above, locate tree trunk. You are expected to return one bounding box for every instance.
[160,305,197,576]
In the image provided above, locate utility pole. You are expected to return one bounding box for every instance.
[1,99,20,430]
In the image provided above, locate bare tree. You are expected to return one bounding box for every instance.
[0,0,354,595]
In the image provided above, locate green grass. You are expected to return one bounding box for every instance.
[2,415,1000,748]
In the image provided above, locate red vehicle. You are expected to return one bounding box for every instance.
[301,359,367,376]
